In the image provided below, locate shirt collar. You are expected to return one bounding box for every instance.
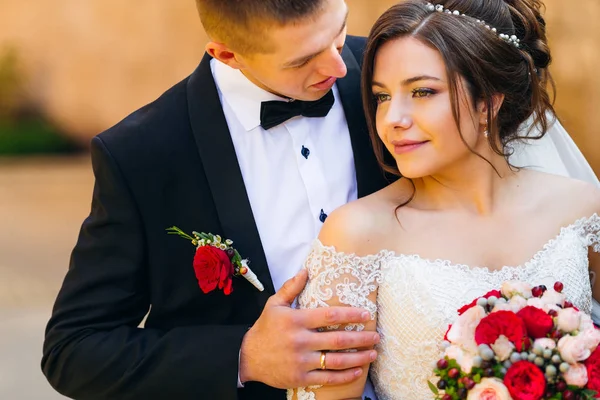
[211,58,289,131]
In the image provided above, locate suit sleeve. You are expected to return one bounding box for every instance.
[41,136,248,399]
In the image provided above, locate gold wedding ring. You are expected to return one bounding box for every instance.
[320,351,327,370]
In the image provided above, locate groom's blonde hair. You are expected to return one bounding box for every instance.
[195,0,327,55]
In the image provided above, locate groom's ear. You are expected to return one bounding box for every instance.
[477,93,505,125]
[205,41,246,70]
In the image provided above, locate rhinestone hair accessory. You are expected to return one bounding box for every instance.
[425,2,521,48]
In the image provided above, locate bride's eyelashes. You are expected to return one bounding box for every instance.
[373,92,391,104]
[371,87,438,104]
[411,87,437,98]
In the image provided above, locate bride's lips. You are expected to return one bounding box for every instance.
[391,139,429,155]
[311,76,337,91]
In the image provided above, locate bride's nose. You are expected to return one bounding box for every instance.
[383,99,413,130]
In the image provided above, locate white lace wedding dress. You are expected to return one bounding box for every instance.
[288,214,600,400]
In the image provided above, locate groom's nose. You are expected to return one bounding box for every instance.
[316,46,347,79]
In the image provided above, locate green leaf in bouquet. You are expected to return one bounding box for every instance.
[428,381,439,395]
[472,373,481,383]
[580,389,599,399]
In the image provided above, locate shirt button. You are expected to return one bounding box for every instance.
[319,209,328,223]
[301,145,310,159]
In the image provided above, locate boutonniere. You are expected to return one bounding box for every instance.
[167,227,264,295]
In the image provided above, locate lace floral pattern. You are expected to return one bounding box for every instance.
[289,214,599,400]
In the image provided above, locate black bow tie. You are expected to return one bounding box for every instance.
[260,90,335,130]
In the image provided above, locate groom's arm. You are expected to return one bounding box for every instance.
[42,135,378,399]
[41,136,249,400]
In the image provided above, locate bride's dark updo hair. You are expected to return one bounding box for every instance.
[362,0,555,177]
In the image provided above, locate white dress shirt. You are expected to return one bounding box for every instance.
[211,59,378,399]
[211,58,357,293]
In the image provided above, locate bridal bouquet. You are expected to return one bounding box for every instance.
[430,281,600,400]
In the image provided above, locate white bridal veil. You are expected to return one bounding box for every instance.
[509,112,600,324]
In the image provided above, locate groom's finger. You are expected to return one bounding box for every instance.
[303,367,365,387]
[299,306,372,329]
[307,330,380,351]
[270,269,308,306]
[305,349,377,371]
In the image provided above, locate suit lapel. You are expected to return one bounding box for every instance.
[186,54,276,305]
[337,45,388,197]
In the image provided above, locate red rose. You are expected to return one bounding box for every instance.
[475,310,528,351]
[585,347,600,397]
[193,246,234,295]
[504,361,546,400]
[516,306,554,338]
[457,290,502,315]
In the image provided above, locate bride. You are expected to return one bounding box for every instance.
[288,0,600,399]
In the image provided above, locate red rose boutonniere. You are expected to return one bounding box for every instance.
[167,226,264,295]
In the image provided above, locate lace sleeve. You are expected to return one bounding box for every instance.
[297,239,387,326]
[581,214,600,253]
[583,214,600,325]
[287,240,388,400]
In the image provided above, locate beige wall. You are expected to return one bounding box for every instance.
[1,0,598,172]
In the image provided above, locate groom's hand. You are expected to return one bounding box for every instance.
[239,269,379,389]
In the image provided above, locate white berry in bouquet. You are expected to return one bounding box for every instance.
[430,281,600,400]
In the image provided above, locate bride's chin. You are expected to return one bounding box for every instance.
[396,165,432,180]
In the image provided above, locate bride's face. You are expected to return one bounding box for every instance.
[371,36,486,179]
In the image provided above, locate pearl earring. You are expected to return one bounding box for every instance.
[483,121,489,138]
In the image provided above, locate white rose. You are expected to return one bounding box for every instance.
[491,335,515,362]
[491,302,512,313]
[527,297,546,310]
[444,345,476,374]
[540,288,566,307]
[533,338,556,351]
[558,335,592,364]
[563,363,588,388]
[507,295,527,313]
[556,308,581,333]
[467,377,512,400]
[446,305,487,354]
[501,281,533,299]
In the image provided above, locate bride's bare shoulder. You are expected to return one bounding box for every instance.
[318,181,408,255]
[524,170,600,221]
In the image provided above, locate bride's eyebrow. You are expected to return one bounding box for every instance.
[401,75,441,85]
[371,75,441,89]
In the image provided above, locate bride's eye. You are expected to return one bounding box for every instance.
[412,88,436,98]
[373,92,391,104]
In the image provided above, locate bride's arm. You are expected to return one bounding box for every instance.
[288,206,384,400]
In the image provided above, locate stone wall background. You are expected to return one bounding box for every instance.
[1,0,598,172]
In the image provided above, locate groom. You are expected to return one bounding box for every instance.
[42,0,387,399]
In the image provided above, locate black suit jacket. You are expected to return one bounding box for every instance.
[42,36,388,400]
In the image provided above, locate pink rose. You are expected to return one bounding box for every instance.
[579,314,596,332]
[467,377,512,400]
[501,281,533,300]
[540,288,566,307]
[556,308,581,333]
[579,328,600,351]
[558,335,592,364]
[444,344,476,374]
[491,335,515,362]
[447,305,487,353]
[563,363,588,388]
